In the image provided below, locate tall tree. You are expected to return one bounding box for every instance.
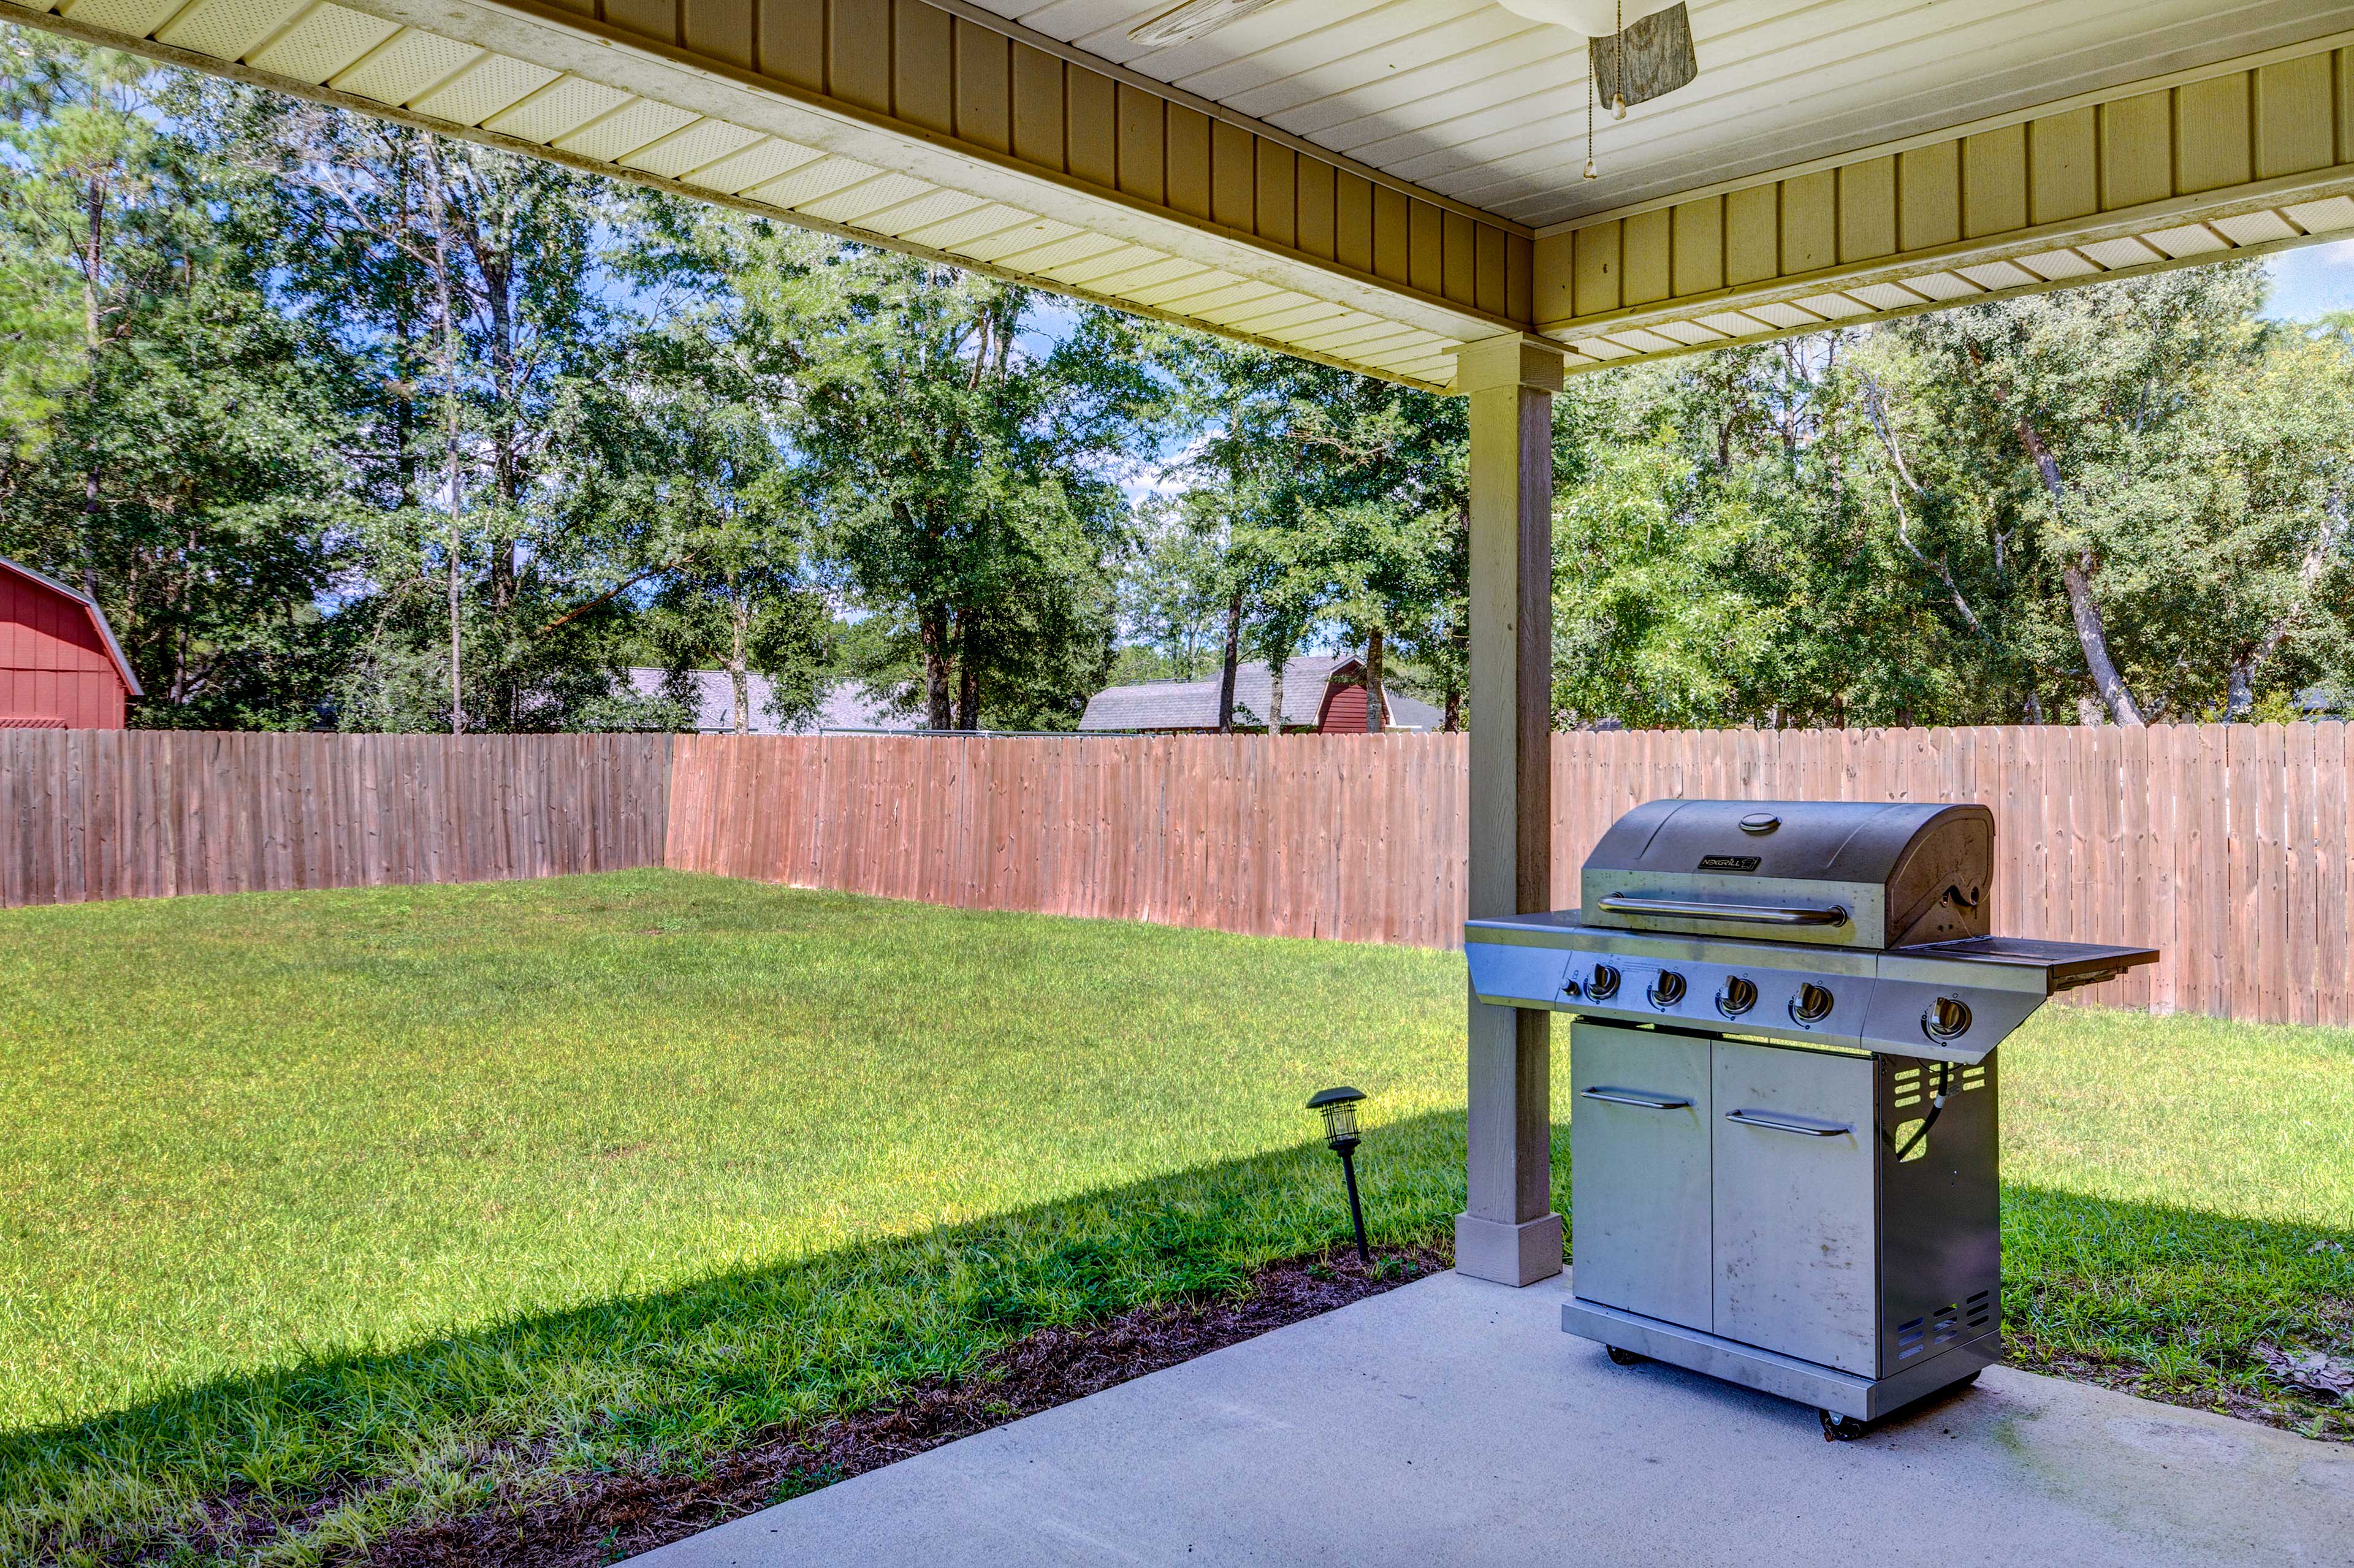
[558,252,835,734]
[1866,263,2351,723]
[760,244,1152,729]
[0,32,357,728]
[232,93,623,731]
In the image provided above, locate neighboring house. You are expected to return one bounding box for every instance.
[2297,685,2349,719]
[0,555,141,729]
[625,669,918,734]
[1078,655,1444,734]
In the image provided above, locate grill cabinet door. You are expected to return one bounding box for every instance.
[1712,1040,1878,1375]
[1569,1022,1712,1331]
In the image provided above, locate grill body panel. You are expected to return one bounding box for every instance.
[1569,1026,1713,1332]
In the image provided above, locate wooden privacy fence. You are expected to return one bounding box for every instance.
[4,725,2348,1025]
[0,730,672,905]
[667,725,2354,1028]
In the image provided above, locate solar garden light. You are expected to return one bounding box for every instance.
[1306,1086,1372,1265]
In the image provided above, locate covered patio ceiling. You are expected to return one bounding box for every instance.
[14,0,2354,390]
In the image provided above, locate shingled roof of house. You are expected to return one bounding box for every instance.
[1078,655,1443,733]
[625,669,916,734]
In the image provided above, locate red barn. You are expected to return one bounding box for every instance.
[0,555,141,729]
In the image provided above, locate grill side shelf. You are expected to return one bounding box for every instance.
[1891,938,2161,994]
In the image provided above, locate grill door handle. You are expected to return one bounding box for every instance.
[1580,1087,1694,1111]
[1724,1108,1851,1138]
[1598,894,1850,927]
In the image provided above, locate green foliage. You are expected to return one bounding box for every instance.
[1530,272,2354,728]
[0,35,359,727]
[1550,427,1780,726]
[763,243,1154,729]
[1868,263,2353,721]
[1129,338,1470,725]
[0,36,1164,736]
[560,225,835,733]
[5,31,2350,737]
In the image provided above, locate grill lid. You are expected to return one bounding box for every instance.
[1580,799,1994,951]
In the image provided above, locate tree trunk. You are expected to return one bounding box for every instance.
[921,611,953,729]
[79,174,105,602]
[481,238,522,613]
[2016,417,2143,726]
[1364,627,1386,734]
[728,586,752,736]
[1216,588,1243,733]
[2060,555,2142,726]
[956,661,979,732]
[424,143,467,736]
[1267,657,1285,737]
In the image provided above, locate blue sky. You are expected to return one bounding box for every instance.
[2263,238,2354,319]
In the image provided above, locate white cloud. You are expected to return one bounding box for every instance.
[2263,237,2354,319]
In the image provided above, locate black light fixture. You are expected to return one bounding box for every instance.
[1307,1086,1372,1265]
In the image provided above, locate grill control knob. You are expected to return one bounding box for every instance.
[1587,964,1621,1000]
[1789,983,1835,1025]
[1647,970,1687,1008]
[1923,995,1973,1041]
[1715,976,1758,1018]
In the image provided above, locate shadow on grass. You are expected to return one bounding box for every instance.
[2001,1181,2354,1431]
[4,1110,1495,1566]
[10,1116,2350,1566]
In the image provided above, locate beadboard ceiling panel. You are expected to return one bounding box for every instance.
[967,0,2354,227]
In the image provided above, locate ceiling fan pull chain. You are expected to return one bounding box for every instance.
[1584,63,1598,180]
[1612,0,1628,118]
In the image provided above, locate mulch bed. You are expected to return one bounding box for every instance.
[359,1247,1446,1568]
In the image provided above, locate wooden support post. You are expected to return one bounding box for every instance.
[1453,335,1564,1286]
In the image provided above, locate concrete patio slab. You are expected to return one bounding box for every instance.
[634,1269,2354,1568]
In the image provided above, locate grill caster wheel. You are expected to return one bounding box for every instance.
[1819,1410,1870,1442]
[1606,1345,1645,1366]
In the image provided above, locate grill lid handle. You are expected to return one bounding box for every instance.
[1596,893,1850,927]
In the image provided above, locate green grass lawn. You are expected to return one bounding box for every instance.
[2,871,2348,1565]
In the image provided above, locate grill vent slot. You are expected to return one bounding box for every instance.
[1897,1315,1926,1358]
[1930,1303,1965,1344]
[1965,1290,1993,1330]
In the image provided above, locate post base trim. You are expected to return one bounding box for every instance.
[1453,1211,1565,1286]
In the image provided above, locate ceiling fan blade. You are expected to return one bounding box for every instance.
[1129,0,1284,48]
[1591,1,1697,108]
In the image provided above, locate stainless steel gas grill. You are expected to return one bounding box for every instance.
[1463,799,2157,1438]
